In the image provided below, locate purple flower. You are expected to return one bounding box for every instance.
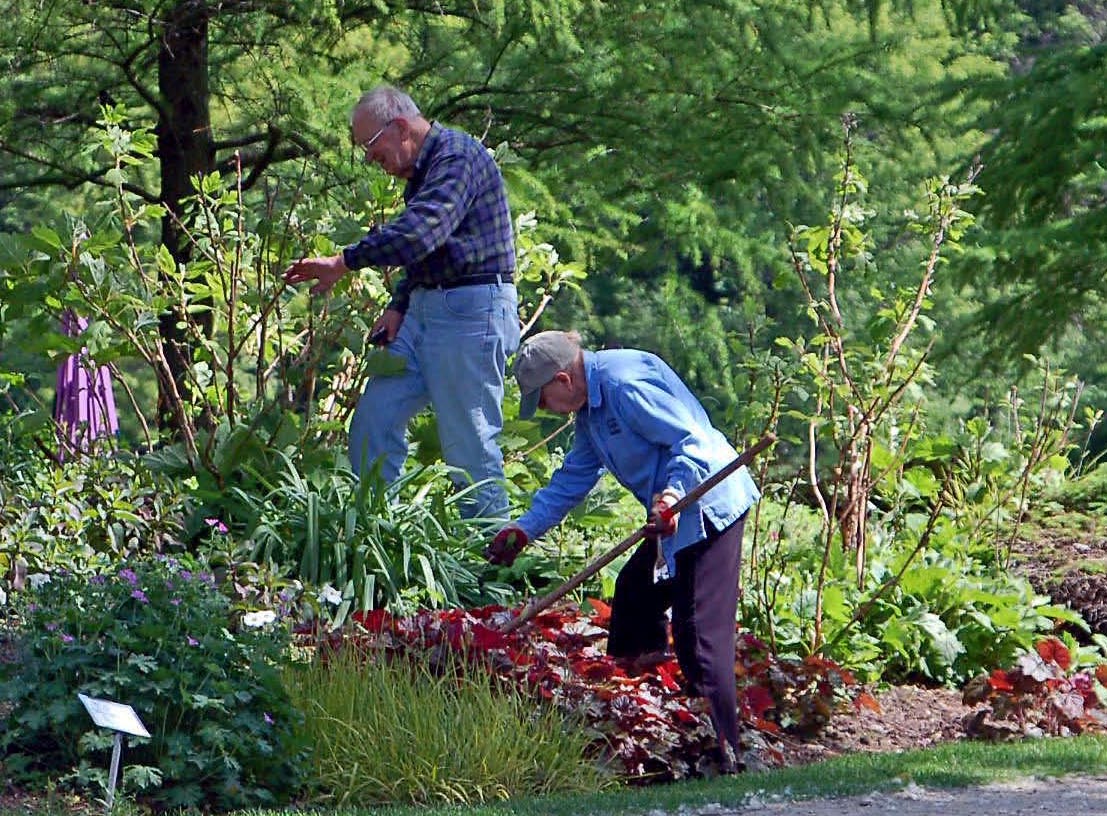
[263,712,274,725]
[204,517,229,535]
[90,575,107,585]
[170,597,182,606]
[187,636,199,647]
[45,622,58,632]
[61,634,75,644]
[119,568,139,585]
[181,570,193,581]
[131,589,149,604]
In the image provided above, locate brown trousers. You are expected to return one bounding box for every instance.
[607,514,746,749]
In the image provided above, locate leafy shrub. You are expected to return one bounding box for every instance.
[0,445,186,590]
[0,556,308,811]
[872,551,1086,686]
[742,502,1083,686]
[287,646,607,806]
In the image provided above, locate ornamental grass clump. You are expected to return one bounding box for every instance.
[0,556,308,811]
[287,647,608,806]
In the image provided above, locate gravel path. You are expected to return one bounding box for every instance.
[659,775,1107,815]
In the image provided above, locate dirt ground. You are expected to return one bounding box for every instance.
[775,685,978,765]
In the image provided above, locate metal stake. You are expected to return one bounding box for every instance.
[106,731,123,812]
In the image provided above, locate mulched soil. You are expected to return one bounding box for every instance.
[1008,520,1107,637]
[774,685,987,767]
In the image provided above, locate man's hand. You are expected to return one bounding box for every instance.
[646,489,680,537]
[370,309,404,346]
[484,524,529,567]
[283,253,348,296]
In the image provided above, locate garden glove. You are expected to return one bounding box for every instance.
[645,489,680,537]
[484,524,529,567]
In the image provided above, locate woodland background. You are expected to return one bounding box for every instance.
[3,0,1107,809]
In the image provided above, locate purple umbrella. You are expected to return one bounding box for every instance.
[55,309,119,455]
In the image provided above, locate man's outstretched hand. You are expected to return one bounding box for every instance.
[484,525,529,567]
[283,253,348,296]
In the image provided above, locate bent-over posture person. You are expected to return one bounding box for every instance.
[485,330,761,770]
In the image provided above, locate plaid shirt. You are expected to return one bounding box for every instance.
[341,122,515,313]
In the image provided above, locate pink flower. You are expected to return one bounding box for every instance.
[204,517,229,534]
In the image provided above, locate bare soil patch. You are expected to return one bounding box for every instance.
[774,685,984,767]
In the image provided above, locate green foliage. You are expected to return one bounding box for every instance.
[859,549,1079,685]
[0,440,186,593]
[1047,462,1107,515]
[957,36,1107,356]
[0,557,308,811]
[225,456,516,620]
[286,648,607,806]
[743,351,1087,685]
[743,500,1080,685]
[594,274,746,421]
[736,136,1089,687]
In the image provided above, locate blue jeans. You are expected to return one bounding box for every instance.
[348,283,520,520]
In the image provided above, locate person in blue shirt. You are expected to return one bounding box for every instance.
[486,330,761,771]
[284,85,519,520]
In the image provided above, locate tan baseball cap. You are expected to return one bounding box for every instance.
[513,331,580,418]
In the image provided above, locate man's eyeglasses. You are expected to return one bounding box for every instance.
[356,120,395,156]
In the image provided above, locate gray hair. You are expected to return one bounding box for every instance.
[351,85,421,125]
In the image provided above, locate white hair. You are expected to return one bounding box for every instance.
[351,85,421,125]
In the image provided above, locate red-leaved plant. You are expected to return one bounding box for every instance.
[963,637,1107,738]
[302,601,857,781]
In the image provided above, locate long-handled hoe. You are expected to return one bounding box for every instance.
[500,433,776,634]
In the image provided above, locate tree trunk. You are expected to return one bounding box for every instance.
[156,0,214,433]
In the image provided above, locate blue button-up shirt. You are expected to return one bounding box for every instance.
[517,349,761,576]
[341,122,515,313]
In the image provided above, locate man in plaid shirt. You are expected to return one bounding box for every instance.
[284,85,520,520]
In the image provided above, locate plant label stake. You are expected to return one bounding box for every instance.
[500,432,776,634]
[77,693,151,813]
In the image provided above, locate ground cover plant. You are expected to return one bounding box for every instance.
[962,636,1107,738]
[0,556,309,811]
[303,601,859,785]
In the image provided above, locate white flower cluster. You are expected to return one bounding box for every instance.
[317,584,344,606]
[241,610,277,628]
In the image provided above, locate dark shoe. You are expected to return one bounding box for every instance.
[716,744,740,775]
[615,650,674,675]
